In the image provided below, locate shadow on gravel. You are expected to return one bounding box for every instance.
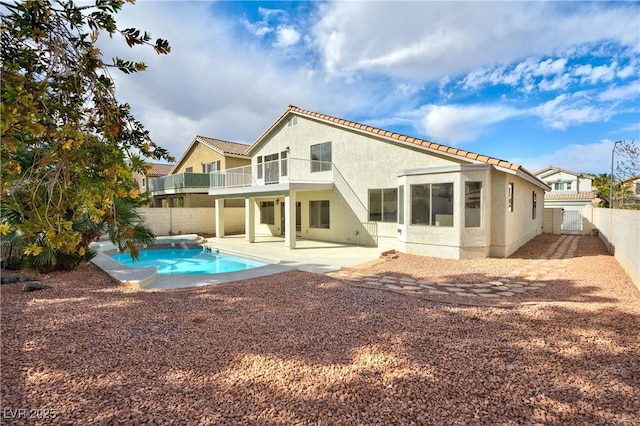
[2,264,639,425]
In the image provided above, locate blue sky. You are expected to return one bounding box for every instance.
[105,1,640,174]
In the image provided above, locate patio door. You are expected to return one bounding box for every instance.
[280,202,302,236]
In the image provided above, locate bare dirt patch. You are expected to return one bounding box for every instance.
[1,235,639,425]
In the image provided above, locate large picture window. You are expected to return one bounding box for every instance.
[368,188,398,222]
[309,200,330,228]
[310,142,332,172]
[465,182,482,228]
[260,201,275,225]
[411,183,454,227]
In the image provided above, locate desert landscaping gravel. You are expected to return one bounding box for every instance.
[1,234,639,425]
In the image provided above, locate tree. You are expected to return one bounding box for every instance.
[1,0,173,270]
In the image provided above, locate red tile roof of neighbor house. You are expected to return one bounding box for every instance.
[146,163,174,177]
[252,105,547,188]
[534,166,596,179]
[195,135,250,156]
[544,191,597,201]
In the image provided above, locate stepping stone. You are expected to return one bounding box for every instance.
[470,288,491,293]
[384,284,402,290]
[419,283,436,288]
[381,278,398,284]
[418,280,436,285]
[401,285,421,291]
[455,292,475,297]
[443,287,461,292]
[427,290,448,295]
[508,288,527,293]
[473,283,494,288]
[477,293,500,298]
[488,281,503,285]
[452,283,474,288]
[491,286,510,291]
[504,283,524,288]
[496,291,515,297]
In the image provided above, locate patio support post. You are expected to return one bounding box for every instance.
[245,197,255,243]
[285,191,296,249]
[215,198,225,238]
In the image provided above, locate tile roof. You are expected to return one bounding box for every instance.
[252,105,547,188]
[195,135,250,156]
[534,166,596,179]
[544,191,597,201]
[146,163,174,177]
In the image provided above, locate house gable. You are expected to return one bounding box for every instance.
[172,136,250,174]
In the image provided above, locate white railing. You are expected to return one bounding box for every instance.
[209,158,332,189]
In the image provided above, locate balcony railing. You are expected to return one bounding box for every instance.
[210,158,332,189]
[148,173,210,193]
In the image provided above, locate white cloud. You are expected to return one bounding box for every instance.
[312,2,639,80]
[598,81,640,102]
[535,93,614,130]
[420,104,522,144]
[517,140,618,174]
[574,62,618,85]
[274,25,301,47]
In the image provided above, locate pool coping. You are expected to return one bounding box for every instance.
[90,236,296,290]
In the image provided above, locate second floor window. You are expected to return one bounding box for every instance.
[310,142,332,172]
[203,161,221,173]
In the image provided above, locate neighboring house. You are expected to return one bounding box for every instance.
[134,162,174,205]
[148,135,250,208]
[534,166,597,234]
[621,175,640,208]
[208,105,550,259]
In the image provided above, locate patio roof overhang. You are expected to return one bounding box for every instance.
[208,182,334,199]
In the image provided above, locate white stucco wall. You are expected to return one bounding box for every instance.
[243,114,546,258]
[592,208,640,289]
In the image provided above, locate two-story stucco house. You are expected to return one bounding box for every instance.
[534,166,597,234]
[621,175,640,208]
[149,135,250,208]
[208,106,550,259]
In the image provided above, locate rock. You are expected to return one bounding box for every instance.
[1,274,36,285]
[21,281,52,292]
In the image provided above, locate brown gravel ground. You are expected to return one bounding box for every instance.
[1,234,639,425]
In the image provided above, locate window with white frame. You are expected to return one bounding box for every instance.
[257,156,263,179]
[411,183,454,226]
[310,142,332,172]
[309,200,330,228]
[202,161,221,173]
[465,182,482,228]
[368,188,398,222]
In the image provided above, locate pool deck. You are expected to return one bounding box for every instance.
[90,234,385,290]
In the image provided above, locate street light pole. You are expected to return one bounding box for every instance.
[610,140,621,209]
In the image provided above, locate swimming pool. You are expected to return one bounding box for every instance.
[111,248,266,275]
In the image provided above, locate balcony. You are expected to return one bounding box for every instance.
[209,158,334,195]
[148,173,211,195]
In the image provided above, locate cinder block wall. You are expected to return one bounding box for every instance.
[543,208,562,234]
[592,208,640,289]
[138,207,245,237]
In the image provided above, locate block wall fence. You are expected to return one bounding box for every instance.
[138,207,245,237]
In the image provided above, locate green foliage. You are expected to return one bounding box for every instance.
[1,0,173,270]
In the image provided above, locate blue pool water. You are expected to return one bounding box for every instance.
[112,248,266,275]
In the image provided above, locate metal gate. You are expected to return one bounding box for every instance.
[561,210,583,235]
